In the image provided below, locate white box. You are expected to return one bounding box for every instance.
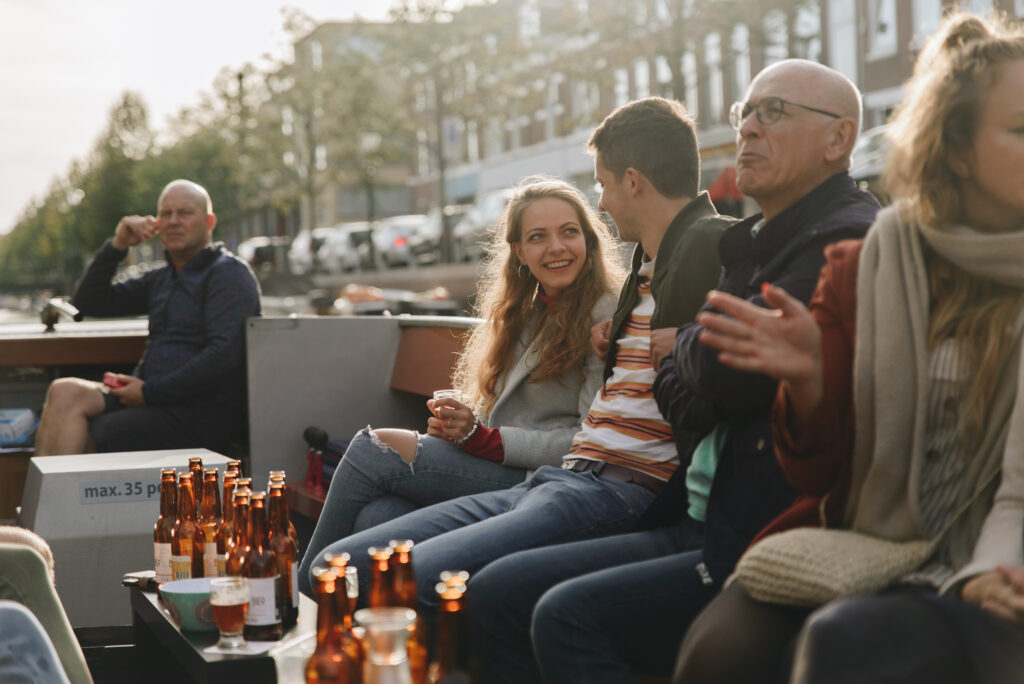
[20,449,230,628]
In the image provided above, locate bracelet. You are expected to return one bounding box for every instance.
[453,419,478,447]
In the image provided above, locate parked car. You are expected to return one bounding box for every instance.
[288,227,334,275]
[452,188,516,262]
[316,223,370,274]
[851,124,890,203]
[236,235,290,272]
[407,204,472,265]
[371,214,431,268]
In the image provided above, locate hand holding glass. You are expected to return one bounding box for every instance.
[210,577,250,649]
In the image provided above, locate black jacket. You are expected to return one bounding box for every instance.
[647,172,880,582]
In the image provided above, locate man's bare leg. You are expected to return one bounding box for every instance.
[34,379,107,456]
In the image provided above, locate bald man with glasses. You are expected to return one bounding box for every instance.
[460,59,882,684]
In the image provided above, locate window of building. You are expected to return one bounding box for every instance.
[912,0,942,40]
[633,59,651,99]
[794,5,821,62]
[705,32,724,124]
[655,55,673,98]
[417,129,430,175]
[573,80,600,131]
[484,118,503,158]
[467,120,479,163]
[682,52,699,120]
[281,106,294,136]
[731,24,751,102]
[763,10,788,65]
[827,0,858,84]
[614,68,629,108]
[315,145,327,171]
[868,0,898,58]
[311,40,323,72]
[1017,0,1024,17]
[519,0,540,45]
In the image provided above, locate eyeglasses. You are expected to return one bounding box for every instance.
[729,96,841,131]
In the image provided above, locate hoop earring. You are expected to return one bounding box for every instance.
[517,263,530,279]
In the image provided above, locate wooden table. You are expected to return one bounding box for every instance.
[130,586,317,684]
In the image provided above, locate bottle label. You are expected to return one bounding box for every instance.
[203,543,218,577]
[154,543,172,583]
[215,554,228,577]
[246,576,280,626]
[171,555,193,580]
[290,562,298,608]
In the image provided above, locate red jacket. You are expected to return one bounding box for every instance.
[753,239,863,542]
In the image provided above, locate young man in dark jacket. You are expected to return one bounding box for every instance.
[466,59,880,684]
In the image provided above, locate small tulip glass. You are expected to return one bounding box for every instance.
[210,577,250,649]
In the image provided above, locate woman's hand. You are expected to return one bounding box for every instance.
[426,397,476,443]
[696,284,825,427]
[963,566,1024,625]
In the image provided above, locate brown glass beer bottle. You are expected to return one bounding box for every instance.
[153,469,177,584]
[306,568,362,684]
[200,469,222,577]
[214,472,238,576]
[269,482,299,628]
[170,472,204,580]
[243,491,283,641]
[390,540,427,684]
[268,470,299,549]
[226,460,242,478]
[225,488,251,577]
[426,580,471,684]
[367,546,395,608]
[188,456,204,488]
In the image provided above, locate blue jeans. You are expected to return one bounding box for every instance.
[0,601,71,684]
[470,516,711,683]
[298,427,528,597]
[308,466,656,627]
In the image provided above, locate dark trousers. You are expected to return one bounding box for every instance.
[469,516,712,683]
[675,582,1024,684]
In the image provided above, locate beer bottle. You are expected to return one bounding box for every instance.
[226,460,243,478]
[171,472,204,580]
[426,581,471,684]
[214,472,238,576]
[269,482,299,629]
[306,568,362,684]
[390,540,427,684]
[153,469,177,584]
[235,477,254,541]
[243,491,283,641]
[367,546,394,608]
[225,488,251,577]
[200,469,223,578]
[188,456,204,489]
[268,470,299,549]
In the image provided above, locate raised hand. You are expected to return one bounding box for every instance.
[112,215,158,250]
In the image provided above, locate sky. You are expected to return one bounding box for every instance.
[0,0,393,234]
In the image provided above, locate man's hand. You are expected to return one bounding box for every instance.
[963,566,1024,626]
[109,375,146,407]
[591,319,612,361]
[112,215,159,250]
[649,327,677,370]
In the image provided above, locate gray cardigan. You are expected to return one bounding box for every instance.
[487,292,618,471]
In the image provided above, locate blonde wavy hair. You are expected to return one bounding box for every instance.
[452,176,625,415]
[885,11,1024,436]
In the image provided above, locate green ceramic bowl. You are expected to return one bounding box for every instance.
[158,578,216,632]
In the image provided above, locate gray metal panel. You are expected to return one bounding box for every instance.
[246,316,427,489]
[20,449,229,628]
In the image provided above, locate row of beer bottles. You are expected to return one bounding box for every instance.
[153,458,300,638]
[306,541,471,684]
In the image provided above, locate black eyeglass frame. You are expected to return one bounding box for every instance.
[729,96,842,131]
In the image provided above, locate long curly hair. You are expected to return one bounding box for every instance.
[885,11,1024,436]
[452,176,625,415]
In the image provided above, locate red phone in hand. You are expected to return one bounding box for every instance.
[103,372,126,389]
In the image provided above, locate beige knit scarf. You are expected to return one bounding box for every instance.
[844,204,1024,546]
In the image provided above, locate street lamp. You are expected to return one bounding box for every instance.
[360,131,382,270]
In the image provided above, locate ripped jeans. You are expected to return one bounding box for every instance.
[298,426,527,596]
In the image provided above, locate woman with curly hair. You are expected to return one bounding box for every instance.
[675,11,1024,684]
[299,176,623,594]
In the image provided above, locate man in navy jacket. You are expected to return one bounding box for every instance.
[35,180,261,455]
